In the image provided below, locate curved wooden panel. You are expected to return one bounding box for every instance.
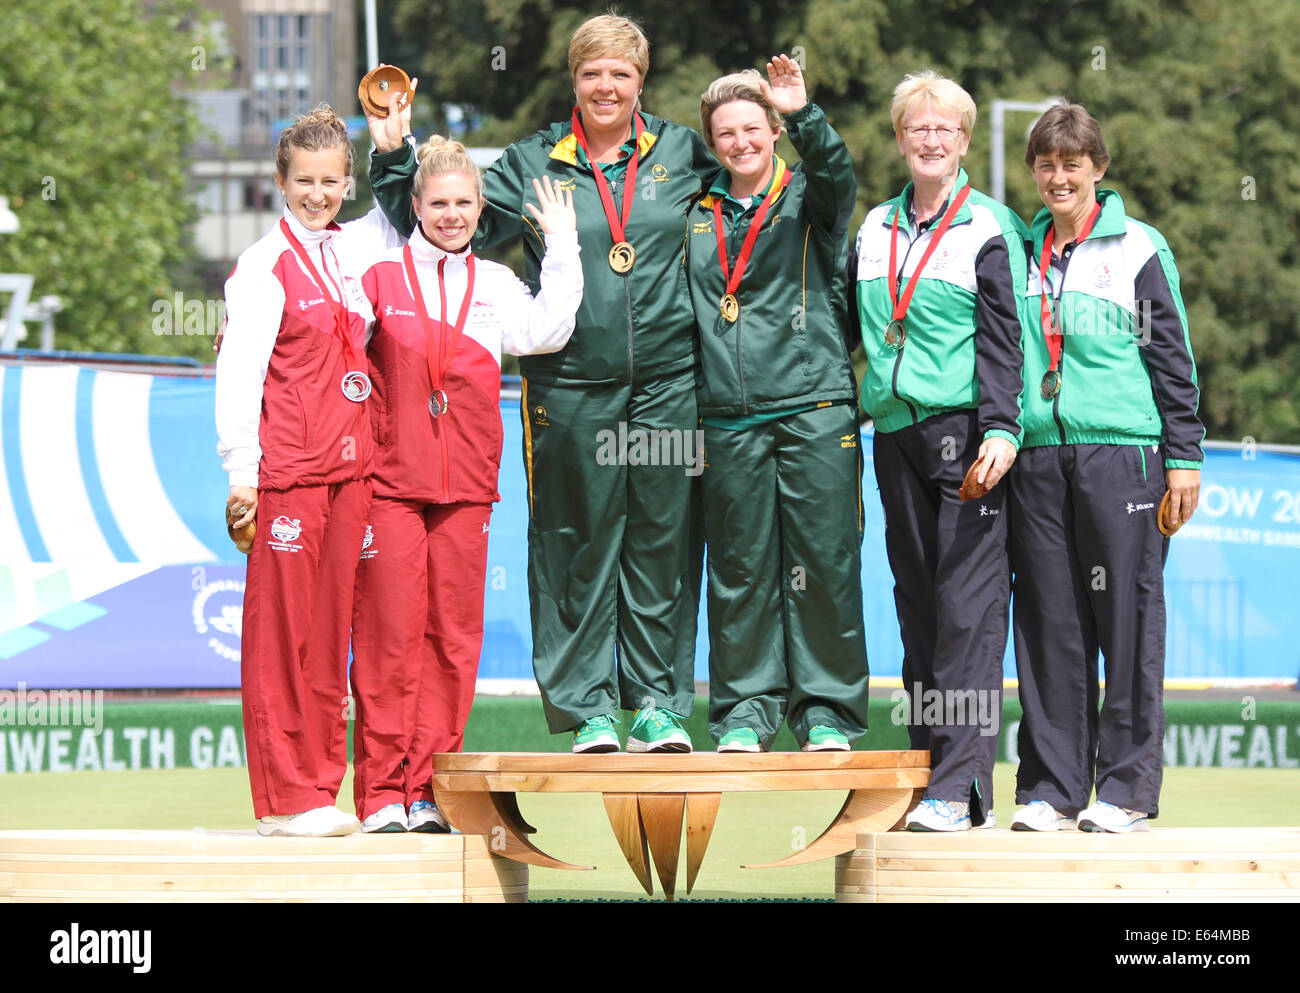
[436,791,591,871]
[743,789,914,869]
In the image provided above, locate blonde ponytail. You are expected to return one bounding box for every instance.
[413,135,483,199]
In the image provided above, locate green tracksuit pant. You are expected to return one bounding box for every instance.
[700,403,870,745]
[521,370,702,733]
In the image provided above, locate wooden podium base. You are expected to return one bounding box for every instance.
[0,830,527,903]
[836,827,1300,902]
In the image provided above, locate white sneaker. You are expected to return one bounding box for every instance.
[904,798,971,832]
[257,805,360,837]
[1078,800,1149,833]
[1011,800,1075,832]
[974,811,997,829]
[361,803,408,833]
[408,800,451,834]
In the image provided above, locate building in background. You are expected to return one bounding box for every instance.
[186,0,358,274]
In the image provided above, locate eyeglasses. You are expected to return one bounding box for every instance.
[904,125,962,141]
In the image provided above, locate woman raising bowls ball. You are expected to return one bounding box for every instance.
[370,14,718,753]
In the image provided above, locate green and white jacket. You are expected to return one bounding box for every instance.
[851,168,1028,444]
[1022,189,1203,469]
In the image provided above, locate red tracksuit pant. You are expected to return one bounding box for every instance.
[350,497,492,820]
[241,479,372,819]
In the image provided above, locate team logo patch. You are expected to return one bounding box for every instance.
[979,505,1000,517]
[360,524,378,560]
[651,164,670,182]
[1094,263,1115,289]
[269,519,301,543]
[1126,501,1155,515]
[532,405,549,426]
[384,304,417,318]
[930,248,955,271]
[298,297,325,311]
[556,178,577,192]
[693,220,714,234]
[840,433,858,449]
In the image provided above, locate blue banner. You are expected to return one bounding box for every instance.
[0,364,1294,687]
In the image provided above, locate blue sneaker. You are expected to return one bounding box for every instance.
[905,798,971,832]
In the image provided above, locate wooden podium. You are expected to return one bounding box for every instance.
[433,749,930,900]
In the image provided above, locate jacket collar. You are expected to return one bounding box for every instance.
[1029,188,1125,257]
[280,207,338,248]
[882,168,973,229]
[548,111,660,166]
[698,156,790,211]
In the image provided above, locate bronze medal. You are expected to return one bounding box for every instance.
[884,319,906,349]
[609,241,636,273]
[720,293,739,323]
[1040,369,1061,400]
[341,370,372,403]
[357,65,413,118]
[429,388,449,419]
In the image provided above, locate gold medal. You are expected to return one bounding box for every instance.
[609,242,636,273]
[720,293,739,323]
[1040,369,1061,400]
[884,319,906,349]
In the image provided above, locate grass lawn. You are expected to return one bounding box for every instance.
[1,762,1296,901]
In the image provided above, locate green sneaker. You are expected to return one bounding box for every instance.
[627,708,692,753]
[572,714,620,753]
[717,728,762,753]
[801,725,850,752]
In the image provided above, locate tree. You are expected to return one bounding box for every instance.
[383,0,1299,441]
[0,0,214,358]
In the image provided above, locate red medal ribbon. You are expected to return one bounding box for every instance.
[279,218,362,370]
[402,244,476,399]
[1038,200,1103,373]
[571,107,643,246]
[711,161,791,298]
[887,184,972,324]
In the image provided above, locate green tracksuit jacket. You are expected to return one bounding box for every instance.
[851,168,1028,445]
[1021,189,1203,468]
[685,102,857,415]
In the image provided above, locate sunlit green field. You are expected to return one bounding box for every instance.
[2,763,1295,901]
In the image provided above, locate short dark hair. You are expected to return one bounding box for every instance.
[1025,102,1110,170]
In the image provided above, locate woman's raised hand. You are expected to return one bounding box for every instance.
[762,54,807,115]
[526,176,577,235]
[365,67,420,153]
